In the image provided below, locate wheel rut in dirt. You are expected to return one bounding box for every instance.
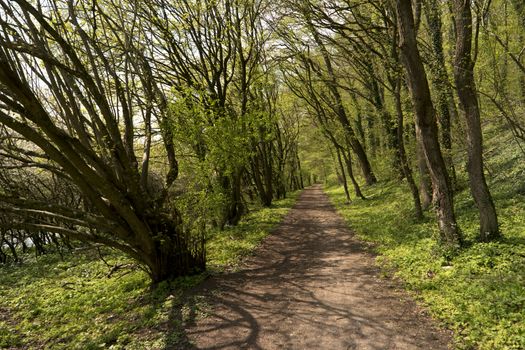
[182,185,451,349]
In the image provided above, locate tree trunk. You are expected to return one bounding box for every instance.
[452,0,500,241]
[424,0,458,187]
[335,147,351,203]
[273,125,287,199]
[0,245,6,264]
[296,151,305,189]
[262,144,274,205]
[143,215,205,284]
[31,233,46,257]
[250,149,273,207]
[3,236,18,263]
[417,135,433,209]
[321,125,365,200]
[221,169,245,227]
[351,92,367,148]
[396,0,462,249]
[349,134,377,186]
[341,146,366,200]
[395,78,423,219]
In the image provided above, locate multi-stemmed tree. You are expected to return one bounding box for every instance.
[0,0,204,282]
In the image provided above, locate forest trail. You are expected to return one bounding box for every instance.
[182,185,452,349]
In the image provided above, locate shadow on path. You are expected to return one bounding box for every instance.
[170,185,452,350]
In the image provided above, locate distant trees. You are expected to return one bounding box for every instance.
[274,0,508,251]
[275,0,377,198]
[0,165,79,262]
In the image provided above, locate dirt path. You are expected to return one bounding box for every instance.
[182,185,452,349]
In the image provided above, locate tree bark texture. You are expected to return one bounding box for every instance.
[417,135,433,209]
[396,0,462,248]
[424,0,458,186]
[335,147,351,203]
[452,0,500,240]
[342,143,366,200]
[394,79,423,219]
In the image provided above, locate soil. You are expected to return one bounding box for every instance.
[180,185,453,349]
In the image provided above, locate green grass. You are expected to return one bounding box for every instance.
[206,194,300,268]
[0,192,300,349]
[325,180,525,350]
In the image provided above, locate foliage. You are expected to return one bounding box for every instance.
[0,192,300,349]
[0,0,307,282]
[206,193,299,268]
[1,0,525,348]
[326,164,525,350]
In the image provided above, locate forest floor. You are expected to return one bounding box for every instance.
[180,185,452,349]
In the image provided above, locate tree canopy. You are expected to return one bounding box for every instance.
[1,0,524,284]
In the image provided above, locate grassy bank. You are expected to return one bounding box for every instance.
[0,192,300,350]
[326,181,525,350]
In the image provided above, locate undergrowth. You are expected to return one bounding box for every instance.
[0,192,300,349]
[326,177,525,349]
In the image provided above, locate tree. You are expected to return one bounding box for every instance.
[452,0,500,240]
[0,0,204,283]
[142,0,282,223]
[393,75,423,219]
[275,1,377,186]
[142,0,247,226]
[395,0,462,249]
[279,41,365,198]
[424,0,458,186]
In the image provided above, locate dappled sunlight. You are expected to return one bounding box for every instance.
[327,181,525,350]
[180,186,450,349]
